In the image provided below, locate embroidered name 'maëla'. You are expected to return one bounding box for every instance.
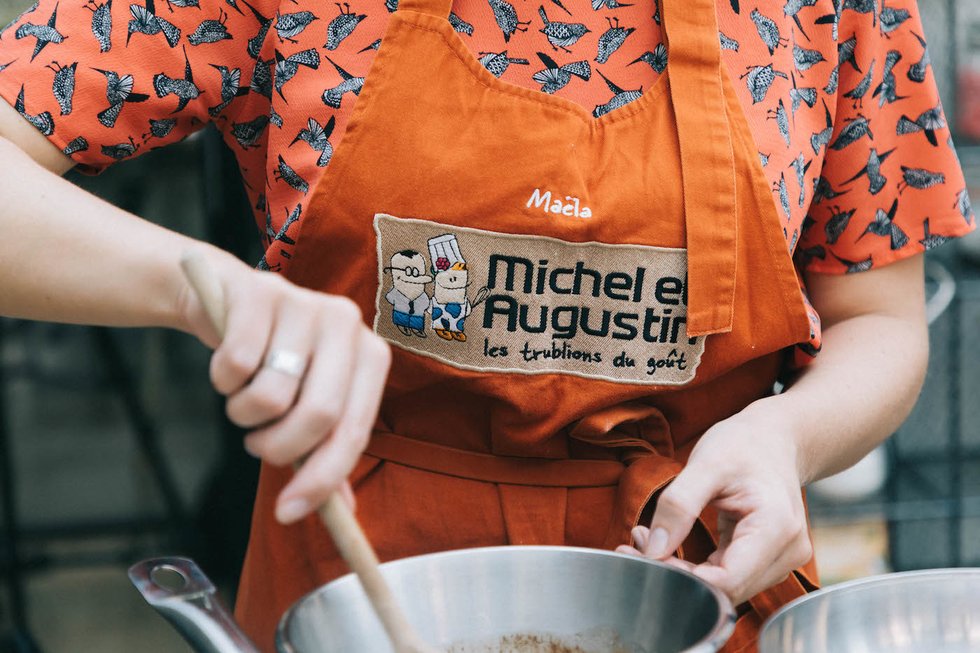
[373,214,705,385]
[526,188,592,218]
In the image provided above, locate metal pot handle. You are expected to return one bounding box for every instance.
[128,557,262,653]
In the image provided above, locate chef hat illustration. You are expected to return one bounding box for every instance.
[428,234,464,273]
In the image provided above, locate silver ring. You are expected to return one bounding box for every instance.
[264,349,308,378]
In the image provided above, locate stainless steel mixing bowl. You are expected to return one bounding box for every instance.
[131,546,735,653]
[759,568,980,653]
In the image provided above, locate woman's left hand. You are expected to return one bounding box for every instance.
[615,402,813,606]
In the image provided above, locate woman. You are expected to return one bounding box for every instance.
[0,0,973,650]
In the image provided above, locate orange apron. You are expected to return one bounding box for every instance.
[235,0,819,649]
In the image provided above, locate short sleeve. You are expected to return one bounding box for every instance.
[0,0,272,173]
[797,0,976,274]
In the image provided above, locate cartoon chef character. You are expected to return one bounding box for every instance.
[428,233,479,342]
[383,249,432,337]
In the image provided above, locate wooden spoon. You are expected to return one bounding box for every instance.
[180,252,439,653]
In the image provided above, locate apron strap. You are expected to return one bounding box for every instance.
[661,0,738,336]
[396,0,452,19]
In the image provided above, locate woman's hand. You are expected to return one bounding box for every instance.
[178,255,391,525]
[616,403,812,606]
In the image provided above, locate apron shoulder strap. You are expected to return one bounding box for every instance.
[397,0,453,18]
[662,0,738,336]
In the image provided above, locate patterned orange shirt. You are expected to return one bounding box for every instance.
[0,0,974,363]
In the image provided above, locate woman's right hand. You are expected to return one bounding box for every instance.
[177,255,391,524]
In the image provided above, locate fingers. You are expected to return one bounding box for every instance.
[644,465,721,560]
[210,281,276,396]
[276,328,391,523]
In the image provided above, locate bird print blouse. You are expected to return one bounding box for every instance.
[0,0,974,364]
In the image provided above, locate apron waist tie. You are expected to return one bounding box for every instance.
[365,431,626,488]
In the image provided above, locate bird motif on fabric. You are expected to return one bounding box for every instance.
[208,64,248,117]
[478,51,530,77]
[831,251,873,273]
[47,60,75,115]
[321,56,363,108]
[844,147,895,195]
[897,166,944,194]
[810,99,833,155]
[240,0,273,58]
[153,46,202,113]
[907,32,929,83]
[274,154,309,193]
[767,98,790,146]
[896,105,945,146]
[843,59,876,109]
[142,117,176,142]
[740,64,787,104]
[955,189,973,224]
[812,176,850,204]
[62,135,89,155]
[14,84,54,135]
[538,6,589,53]
[783,0,818,40]
[93,67,149,127]
[829,114,873,150]
[789,73,817,120]
[792,44,824,73]
[774,172,791,219]
[857,199,907,250]
[188,10,233,45]
[274,48,320,101]
[824,205,855,244]
[918,218,951,250]
[873,50,905,107]
[84,0,112,53]
[629,43,667,73]
[879,3,910,36]
[532,51,590,93]
[490,0,531,44]
[719,31,739,51]
[324,3,366,50]
[15,3,65,62]
[269,204,302,245]
[249,57,273,98]
[595,17,635,64]
[593,69,641,117]
[101,136,139,159]
[127,0,180,48]
[592,0,632,10]
[358,38,381,53]
[275,11,317,43]
[789,153,811,208]
[230,113,269,149]
[291,115,335,167]
[751,9,788,55]
[448,12,475,35]
[167,0,201,10]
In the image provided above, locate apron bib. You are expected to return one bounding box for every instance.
[236,0,817,650]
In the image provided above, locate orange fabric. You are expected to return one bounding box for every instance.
[231,0,817,650]
[0,0,975,366]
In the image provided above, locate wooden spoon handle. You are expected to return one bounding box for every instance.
[178,252,437,653]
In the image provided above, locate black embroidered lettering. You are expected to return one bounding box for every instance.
[642,309,661,343]
[612,312,639,340]
[519,304,548,333]
[579,306,611,337]
[659,309,672,343]
[535,260,549,294]
[549,267,574,295]
[632,267,646,303]
[552,306,578,339]
[604,271,633,301]
[488,255,534,293]
[655,276,683,305]
[483,294,519,331]
[573,262,603,297]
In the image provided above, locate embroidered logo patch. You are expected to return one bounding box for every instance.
[373,214,705,385]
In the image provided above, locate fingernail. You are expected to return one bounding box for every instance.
[276,498,310,524]
[646,527,669,558]
[631,526,648,549]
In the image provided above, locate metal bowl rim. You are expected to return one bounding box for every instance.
[275,545,736,653]
[759,566,980,643]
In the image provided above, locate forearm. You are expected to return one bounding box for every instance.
[0,135,238,331]
[745,260,929,486]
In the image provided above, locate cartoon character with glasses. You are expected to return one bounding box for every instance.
[384,249,433,337]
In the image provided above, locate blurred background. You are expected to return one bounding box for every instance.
[0,0,979,651]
